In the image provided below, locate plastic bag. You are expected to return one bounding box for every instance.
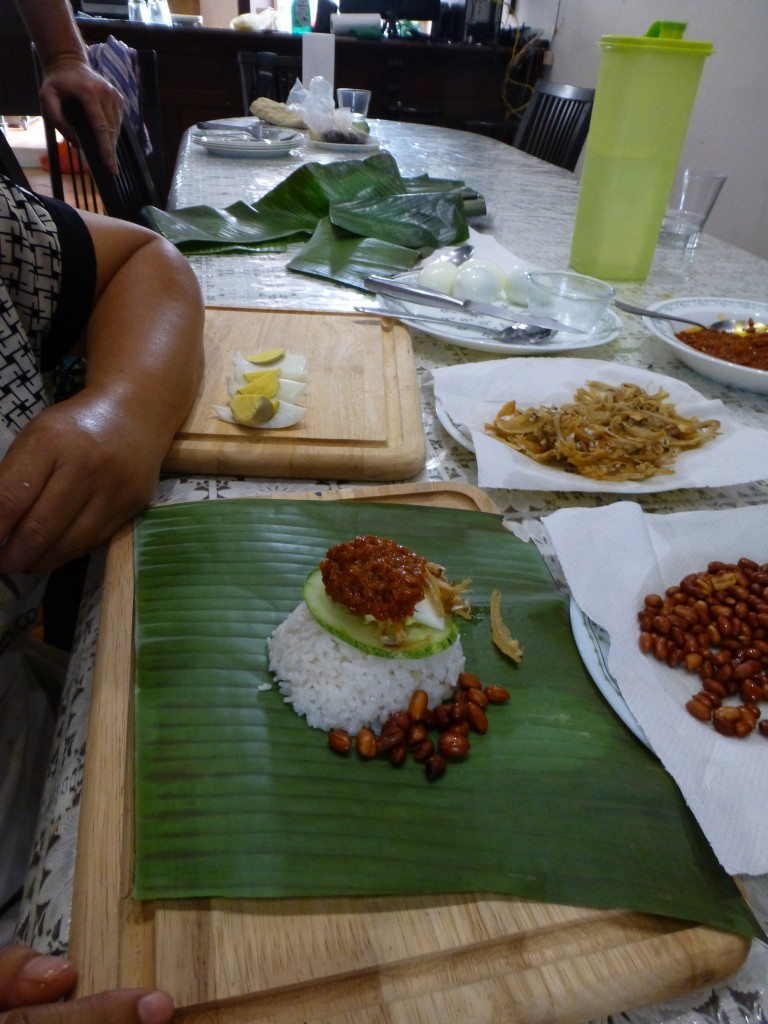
[230,9,278,31]
[288,76,368,143]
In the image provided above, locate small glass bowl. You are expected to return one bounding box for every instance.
[526,271,615,334]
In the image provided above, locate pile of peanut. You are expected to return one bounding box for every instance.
[638,557,768,738]
[327,671,510,781]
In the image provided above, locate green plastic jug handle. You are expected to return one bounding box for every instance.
[646,20,687,38]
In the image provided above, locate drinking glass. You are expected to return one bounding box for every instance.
[336,88,371,117]
[658,167,727,255]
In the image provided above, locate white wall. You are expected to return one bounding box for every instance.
[539,0,768,260]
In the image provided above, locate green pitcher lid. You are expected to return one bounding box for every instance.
[599,32,713,55]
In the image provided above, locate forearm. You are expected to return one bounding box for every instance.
[0,223,204,573]
[81,234,205,461]
[13,0,88,72]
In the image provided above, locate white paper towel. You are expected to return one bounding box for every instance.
[432,357,768,494]
[302,32,335,89]
[542,501,768,877]
[330,12,381,34]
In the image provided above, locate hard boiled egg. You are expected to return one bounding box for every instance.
[417,259,459,295]
[504,265,531,305]
[452,258,506,303]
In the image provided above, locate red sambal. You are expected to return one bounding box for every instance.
[675,321,768,371]
[321,536,427,622]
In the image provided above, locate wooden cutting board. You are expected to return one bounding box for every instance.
[69,483,749,1024]
[161,308,426,481]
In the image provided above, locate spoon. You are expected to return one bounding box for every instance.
[614,300,738,332]
[442,242,474,266]
[354,306,553,344]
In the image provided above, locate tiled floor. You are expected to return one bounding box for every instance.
[4,117,75,202]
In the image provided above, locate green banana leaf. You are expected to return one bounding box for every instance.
[142,152,479,281]
[132,499,760,939]
[330,190,469,249]
[286,217,422,287]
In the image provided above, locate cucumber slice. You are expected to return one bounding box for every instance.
[303,569,458,659]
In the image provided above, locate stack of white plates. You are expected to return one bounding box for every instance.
[191,128,302,159]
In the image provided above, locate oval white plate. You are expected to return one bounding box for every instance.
[309,138,381,154]
[569,599,651,749]
[435,397,473,449]
[380,297,621,355]
[192,130,301,159]
[642,297,768,394]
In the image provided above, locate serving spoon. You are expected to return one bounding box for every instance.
[614,300,738,332]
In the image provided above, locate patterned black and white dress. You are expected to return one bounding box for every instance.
[0,174,95,943]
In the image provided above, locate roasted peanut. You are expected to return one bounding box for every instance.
[407,688,429,721]
[438,731,471,759]
[639,557,768,738]
[484,685,510,703]
[466,703,488,734]
[389,743,408,767]
[356,728,377,758]
[458,671,482,690]
[328,729,352,754]
[425,754,447,781]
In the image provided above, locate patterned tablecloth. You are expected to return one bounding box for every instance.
[20,119,768,1022]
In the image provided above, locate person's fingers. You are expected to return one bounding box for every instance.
[0,945,76,1009]
[0,988,175,1024]
[79,87,124,173]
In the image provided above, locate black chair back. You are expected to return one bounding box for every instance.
[38,44,166,218]
[0,128,32,190]
[512,80,595,172]
[238,50,278,115]
[60,96,158,224]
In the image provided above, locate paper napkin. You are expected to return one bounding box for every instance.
[432,357,768,493]
[543,501,768,877]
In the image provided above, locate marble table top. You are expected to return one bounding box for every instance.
[20,118,768,1023]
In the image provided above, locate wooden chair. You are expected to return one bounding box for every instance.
[511,80,595,172]
[0,127,32,189]
[40,46,167,217]
[56,95,158,225]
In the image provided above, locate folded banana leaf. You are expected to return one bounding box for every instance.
[142,153,479,283]
[286,217,421,288]
[132,499,760,939]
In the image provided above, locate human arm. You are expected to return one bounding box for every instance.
[0,944,174,1024]
[0,212,205,574]
[13,0,123,173]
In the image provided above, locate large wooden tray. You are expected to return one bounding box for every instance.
[70,483,749,1024]
[161,308,426,481]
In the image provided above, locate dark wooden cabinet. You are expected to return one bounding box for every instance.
[0,13,542,201]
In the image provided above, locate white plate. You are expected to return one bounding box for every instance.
[191,129,302,159]
[379,297,621,355]
[309,138,381,154]
[569,599,651,749]
[432,357,768,492]
[642,297,768,394]
[435,397,473,449]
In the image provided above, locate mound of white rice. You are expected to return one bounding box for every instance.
[267,602,465,734]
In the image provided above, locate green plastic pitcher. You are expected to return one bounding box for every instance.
[569,24,712,281]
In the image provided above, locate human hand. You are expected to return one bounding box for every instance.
[39,61,123,174]
[0,944,174,1024]
[0,386,172,573]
